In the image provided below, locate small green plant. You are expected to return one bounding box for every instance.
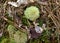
[24,6,40,21]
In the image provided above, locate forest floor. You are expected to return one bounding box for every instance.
[0,0,60,43]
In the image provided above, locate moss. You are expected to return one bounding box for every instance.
[7,25,27,43]
[7,25,16,37]
[24,6,40,21]
[14,31,27,43]
[1,38,8,43]
[22,16,30,26]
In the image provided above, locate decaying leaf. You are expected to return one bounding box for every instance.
[30,27,42,38]
[8,0,28,7]
[8,0,39,7]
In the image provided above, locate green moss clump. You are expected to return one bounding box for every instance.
[14,31,27,43]
[7,25,27,43]
[24,6,40,21]
[1,38,8,43]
